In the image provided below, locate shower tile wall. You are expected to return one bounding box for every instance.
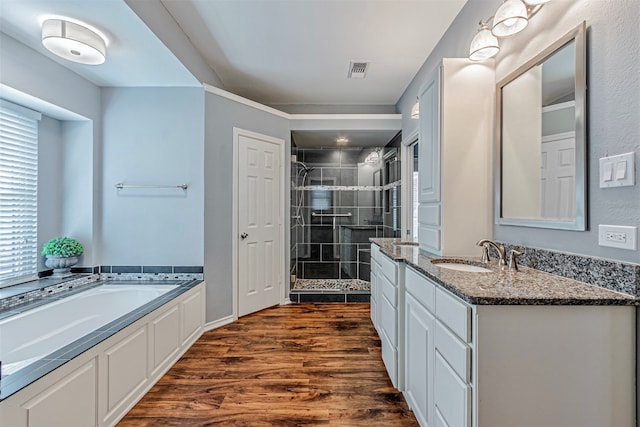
[291,146,401,282]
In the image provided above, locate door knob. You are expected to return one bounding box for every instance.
[240,233,248,239]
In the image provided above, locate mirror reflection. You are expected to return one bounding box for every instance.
[497,23,586,230]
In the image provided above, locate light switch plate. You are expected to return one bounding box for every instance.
[599,152,635,188]
[598,225,637,250]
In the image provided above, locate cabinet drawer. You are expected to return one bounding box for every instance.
[370,294,377,326]
[435,319,470,383]
[419,204,441,226]
[436,288,471,343]
[406,267,436,312]
[379,252,397,282]
[418,225,441,253]
[371,257,379,274]
[434,351,470,427]
[380,328,398,387]
[380,272,397,307]
[380,292,397,345]
[371,243,380,260]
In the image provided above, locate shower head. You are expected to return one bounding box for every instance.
[295,161,315,173]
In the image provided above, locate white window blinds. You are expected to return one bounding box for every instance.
[0,100,41,286]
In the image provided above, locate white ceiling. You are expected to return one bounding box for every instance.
[1,1,465,149]
[0,0,198,87]
[161,0,467,106]
[0,0,468,130]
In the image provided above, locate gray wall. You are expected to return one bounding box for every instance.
[204,91,291,322]
[397,0,640,263]
[101,87,205,266]
[1,33,102,266]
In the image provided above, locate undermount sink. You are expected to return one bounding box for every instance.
[430,259,492,273]
[393,241,419,246]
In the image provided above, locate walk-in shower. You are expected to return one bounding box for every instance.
[289,136,401,303]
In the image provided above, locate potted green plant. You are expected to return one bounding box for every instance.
[42,237,84,277]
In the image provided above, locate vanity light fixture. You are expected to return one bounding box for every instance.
[365,149,381,165]
[42,19,106,65]
[468,0,552,61]
[410,97,420,119]
[492,0,529,37]
[336,137,349,145]
[469,21,500,61]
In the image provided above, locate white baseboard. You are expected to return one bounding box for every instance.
[203,315,235,332]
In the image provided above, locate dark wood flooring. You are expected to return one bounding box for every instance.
[118,303,418,427]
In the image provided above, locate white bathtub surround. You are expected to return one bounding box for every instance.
[0,281,205,427]
[0,283,179,376]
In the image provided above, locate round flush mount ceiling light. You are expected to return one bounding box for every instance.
[42,19,106,65]
[492,0,529,38]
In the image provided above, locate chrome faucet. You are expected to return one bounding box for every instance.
[509,250,524,271]
[476,239,507,266]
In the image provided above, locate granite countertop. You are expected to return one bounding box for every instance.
[370,238,637,306]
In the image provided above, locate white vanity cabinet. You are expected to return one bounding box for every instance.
[403,268,635,427]
[370,244,404,390]
[417,58,494,256]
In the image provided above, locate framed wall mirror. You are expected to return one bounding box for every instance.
[496,22,587,230]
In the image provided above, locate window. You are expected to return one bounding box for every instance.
[311,189,332,211]
[0,100,41,287]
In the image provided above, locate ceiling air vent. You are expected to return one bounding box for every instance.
[348,61,370,79]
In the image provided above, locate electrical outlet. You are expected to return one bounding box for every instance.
[598,225,637,250]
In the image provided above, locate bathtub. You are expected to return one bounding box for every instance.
[0,279,205,427]
[0,282,178,376]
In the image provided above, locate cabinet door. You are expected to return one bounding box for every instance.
[418,67,441,203]
[434,351,470,427]
[22,360,97,427]
[370,268,378,327]
[404,293,435,427]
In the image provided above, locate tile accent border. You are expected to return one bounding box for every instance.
[498,243,640,297]
[294,180,401,192]
[0,274,101,313]
[0,266,204,313]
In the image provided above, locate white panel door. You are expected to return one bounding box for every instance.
[238,132,282,317]
[540,133,576,219]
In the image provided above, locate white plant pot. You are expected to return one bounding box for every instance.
[45,255,79,278]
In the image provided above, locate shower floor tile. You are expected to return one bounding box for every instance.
[292,278,370,292]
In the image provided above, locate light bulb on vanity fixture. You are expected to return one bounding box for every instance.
[410,97,419,119]
[42,19,106,65]
[469,20,500,61]
[468,0,552,61]
[492,0,529,37]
